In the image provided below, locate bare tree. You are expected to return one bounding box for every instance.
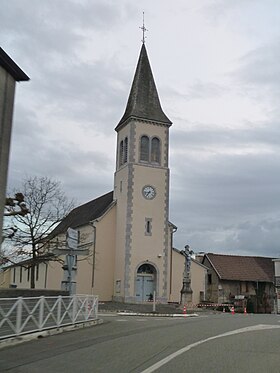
[4,176,74,288]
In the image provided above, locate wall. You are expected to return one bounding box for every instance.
[75,205,116,300]
[202,256,220,303]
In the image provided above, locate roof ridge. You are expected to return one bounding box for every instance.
[207,253,274,259]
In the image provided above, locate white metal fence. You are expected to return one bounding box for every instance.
[0,295,98,340]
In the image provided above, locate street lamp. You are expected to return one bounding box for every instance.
[180,245,194,308]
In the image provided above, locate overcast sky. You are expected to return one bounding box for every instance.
[1,0,280,257]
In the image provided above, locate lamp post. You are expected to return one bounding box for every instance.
[180,245,194,308]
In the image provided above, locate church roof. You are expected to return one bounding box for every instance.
[47,191,114,239]
[115,44,172,130]
[204,253,275,283]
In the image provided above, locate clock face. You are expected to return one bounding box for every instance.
[142,185,156,200]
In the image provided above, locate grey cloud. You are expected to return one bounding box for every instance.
[223,219,280,257]
[234,41,280,99]
[35,59,130,133]
[8,108,114,204]
[165,81,227,103]
[0,0,137,83]
[203,0,261,22]
[171,122,280,150]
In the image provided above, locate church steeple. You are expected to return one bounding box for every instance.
[115,44,172,130]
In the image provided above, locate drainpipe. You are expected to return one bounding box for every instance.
[169,226,177,298]
[89,220,97,295]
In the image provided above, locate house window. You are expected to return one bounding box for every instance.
[13,268,16,283]
[151,137,160,163]
[119,137,128,167]
[145,218,152,236]
[27,267,30,282]
[20,267,23,283]
[140,135,149,162]
[207,274,212,285]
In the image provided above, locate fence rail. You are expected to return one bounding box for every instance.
[0,295,98,340]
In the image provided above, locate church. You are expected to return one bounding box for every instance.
[1,42,208,305]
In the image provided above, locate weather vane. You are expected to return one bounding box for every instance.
[139,11,148,44]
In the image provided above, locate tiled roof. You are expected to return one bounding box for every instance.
[205,253,275,282]
[115,44,172,130]
[48,191,114,239]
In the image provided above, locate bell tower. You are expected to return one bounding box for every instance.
[113,42,172,303]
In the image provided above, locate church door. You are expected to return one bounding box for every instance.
[136,264,156,302]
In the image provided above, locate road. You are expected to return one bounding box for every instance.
[0,313,279,372]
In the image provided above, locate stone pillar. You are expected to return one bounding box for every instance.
[180,245,194,309]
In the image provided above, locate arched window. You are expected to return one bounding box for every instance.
[151,137,160,164]
[119,140,124,167]
[124,137,128,163]
[140,135,149,162]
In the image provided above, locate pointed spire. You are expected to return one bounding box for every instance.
[115,44,172,130]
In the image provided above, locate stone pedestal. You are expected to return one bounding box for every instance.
[180,276,193,309]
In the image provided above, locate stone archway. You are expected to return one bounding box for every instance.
[135,263,157,302]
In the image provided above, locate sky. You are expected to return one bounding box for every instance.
[1,0,280,257]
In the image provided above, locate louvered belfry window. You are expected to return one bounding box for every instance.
[124,137,128,163]
[119,140,124,167]
[151,137,160,163]
[140,135,160,164]
[140,135,149,162]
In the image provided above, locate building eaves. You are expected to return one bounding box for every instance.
[0,47,29,81]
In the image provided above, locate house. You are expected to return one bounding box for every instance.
[273,259,280,313]
[0,254,61,290]
[202,253,275,313]
[1,41,208,305]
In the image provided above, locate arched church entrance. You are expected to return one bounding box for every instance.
[135,263,156,302]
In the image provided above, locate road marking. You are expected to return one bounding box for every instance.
[141,324,280,373]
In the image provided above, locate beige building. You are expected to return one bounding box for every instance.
[0,43,207,304]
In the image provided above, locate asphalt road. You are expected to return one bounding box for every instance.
[0,313,279,372]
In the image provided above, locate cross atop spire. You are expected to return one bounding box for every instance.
[139,12,147,44]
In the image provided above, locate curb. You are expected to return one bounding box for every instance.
[117,312,199,317]
[0,318,103,350]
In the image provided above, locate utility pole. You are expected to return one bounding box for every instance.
[0,48,29,246]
